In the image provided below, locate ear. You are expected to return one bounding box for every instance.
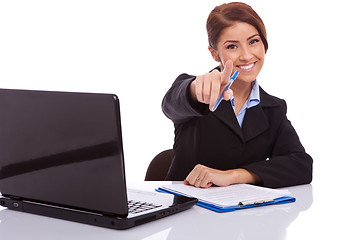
[208,46,220,62]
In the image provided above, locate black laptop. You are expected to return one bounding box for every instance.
[0,88,197,229]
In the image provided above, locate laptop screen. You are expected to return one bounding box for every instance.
[0,89,128,217]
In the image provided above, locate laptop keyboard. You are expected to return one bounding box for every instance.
[128,200,162,214]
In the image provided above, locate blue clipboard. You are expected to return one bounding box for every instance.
[157,188,295,213]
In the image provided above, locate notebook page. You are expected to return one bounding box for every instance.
[161,183,291,208]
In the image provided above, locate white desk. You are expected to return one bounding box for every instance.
[0,181,358,239]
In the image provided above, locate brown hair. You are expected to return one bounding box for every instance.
[206,2,268,52]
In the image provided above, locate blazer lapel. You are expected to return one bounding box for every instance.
[213,100,245,141]
[242,87,282,142]
[241,104,269,142]
[212,87,281,143]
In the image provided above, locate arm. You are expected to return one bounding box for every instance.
[243,100,313,188]
[243,118,313,188]
[162,73,206,125]
[162,61,234,125]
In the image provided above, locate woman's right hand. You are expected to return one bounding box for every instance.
[190,60,234,111]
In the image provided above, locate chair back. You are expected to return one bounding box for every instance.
[145,149,173,181]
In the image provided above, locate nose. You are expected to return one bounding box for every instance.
[239,46,253,62]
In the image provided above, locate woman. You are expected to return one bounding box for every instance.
[162,2,313,188]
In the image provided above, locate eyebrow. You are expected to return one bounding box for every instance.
[223,34,260,45]
[247,34,260,40]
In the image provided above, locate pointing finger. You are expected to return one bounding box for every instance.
[221,60,233,84]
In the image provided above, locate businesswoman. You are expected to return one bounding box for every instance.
[162,2,313,188]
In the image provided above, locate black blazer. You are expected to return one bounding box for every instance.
[162,71,313,188]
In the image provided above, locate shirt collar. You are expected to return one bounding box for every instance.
[249,79,260,106]
[230,79,260,111]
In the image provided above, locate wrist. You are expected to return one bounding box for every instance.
[189,79,197,102]
[228,169,262,185]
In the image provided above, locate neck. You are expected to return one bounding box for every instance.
[231,80,253,101]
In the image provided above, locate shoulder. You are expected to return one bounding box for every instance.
[174,71,198,82]
[259,87,287,110]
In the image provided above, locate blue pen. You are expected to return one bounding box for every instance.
[211,70,239,111]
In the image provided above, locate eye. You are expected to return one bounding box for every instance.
[249,39,260,45]
[226,44,238,50]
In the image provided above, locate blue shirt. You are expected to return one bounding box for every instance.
[230,79,260,127]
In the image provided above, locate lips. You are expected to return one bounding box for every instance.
[237,62,255,72]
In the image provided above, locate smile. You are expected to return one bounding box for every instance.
[237,62,255,72]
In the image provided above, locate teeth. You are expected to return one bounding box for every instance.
[239,63,254,70]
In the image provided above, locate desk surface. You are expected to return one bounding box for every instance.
[0,181,358,240]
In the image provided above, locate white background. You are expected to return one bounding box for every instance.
[1,0,360,238]
[1,0,359,182]
[1,0,359,181]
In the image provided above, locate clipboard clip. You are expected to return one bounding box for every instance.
[238,198,274,207]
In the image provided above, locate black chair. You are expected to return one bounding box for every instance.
[145,149,173,181]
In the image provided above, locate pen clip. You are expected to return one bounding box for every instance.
[211,70,239,111]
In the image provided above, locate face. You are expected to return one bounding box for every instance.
[209,22,265,83]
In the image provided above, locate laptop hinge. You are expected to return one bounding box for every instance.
[5,195,22,200]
